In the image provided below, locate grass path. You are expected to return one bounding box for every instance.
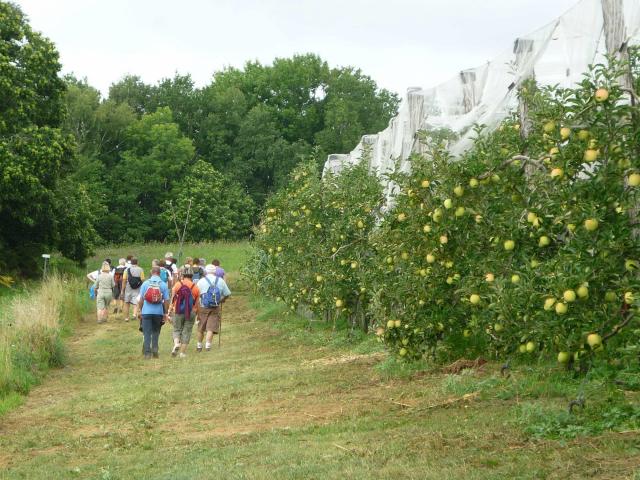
[0,288,638,479]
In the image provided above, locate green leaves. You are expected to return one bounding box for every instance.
[160,160,255,241]
[248,52,640,369]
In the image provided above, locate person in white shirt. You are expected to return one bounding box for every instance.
[164,252,179,282]
[87,258,114,283]
[195,264,231,351]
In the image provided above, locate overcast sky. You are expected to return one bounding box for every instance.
[16,0,580,98]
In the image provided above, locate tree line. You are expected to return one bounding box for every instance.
[0,1,399,273]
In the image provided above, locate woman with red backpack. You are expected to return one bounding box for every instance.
[168,265,200,358]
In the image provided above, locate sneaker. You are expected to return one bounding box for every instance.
[179,352,187,358]
[152,352,159,359]
[196,346,202,353]
[171,345,179,357]
[205,346,211,352]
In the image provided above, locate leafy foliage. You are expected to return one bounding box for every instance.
[59,54,399,246]
[249,55,640,371]
[160,160,255,241]
[0,2,96,271]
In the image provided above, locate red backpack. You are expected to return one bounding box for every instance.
[174,281,195,317]
[144,280,163,304]
[113,266,126,287]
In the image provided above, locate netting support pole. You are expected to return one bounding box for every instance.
[602,0,639,239]
[514,38,535,176]
[460,70,477,114]
[602,0,632,89]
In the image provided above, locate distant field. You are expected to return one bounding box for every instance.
[89,241,252,283]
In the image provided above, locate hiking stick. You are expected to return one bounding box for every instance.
[218,304,222,347]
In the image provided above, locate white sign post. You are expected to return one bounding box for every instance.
[42,254,51,279]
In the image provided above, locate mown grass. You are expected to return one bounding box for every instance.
[0,242,638,479]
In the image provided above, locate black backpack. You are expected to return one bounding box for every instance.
[127,267,143,289]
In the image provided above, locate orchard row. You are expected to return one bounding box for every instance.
[246,56,640,369]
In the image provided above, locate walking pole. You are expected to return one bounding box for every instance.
[218,315,222,348]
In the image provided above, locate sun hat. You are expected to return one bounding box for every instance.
[182,265,194,276]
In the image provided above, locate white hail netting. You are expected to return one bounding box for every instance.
[323,0,640,200]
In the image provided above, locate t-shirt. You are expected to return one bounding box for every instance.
[165,261,178,275]
[88,269,114,282]
[139,276,170,315]
[123,266,145,292]
[196,274,231,303]
[94,272,115,292]
[171,279,200,311]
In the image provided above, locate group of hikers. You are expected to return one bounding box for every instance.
[88,252,231,359]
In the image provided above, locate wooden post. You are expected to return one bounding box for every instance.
[514,38,535,142]
[460,70,477,114]
[601,0,631,88]
[514,38,536,177]
[602,0,638,238]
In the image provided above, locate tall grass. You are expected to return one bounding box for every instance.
[0,275,89,409]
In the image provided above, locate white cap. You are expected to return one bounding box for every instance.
[205,264,216,274]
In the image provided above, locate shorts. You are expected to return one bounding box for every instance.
[197,307,221,334]
[112,284,122,300]
[172,312,196,344]
[123,288,140,304]
[96,291,113,310]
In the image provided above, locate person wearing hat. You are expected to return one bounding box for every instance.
[93,261,115,323]
[164,252,178,285]
[195,264,231,351]
[168,265,200,357]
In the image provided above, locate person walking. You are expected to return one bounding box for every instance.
[192,258,205,282]
[212,259,225,279]
[112,258,127,315]
[122,257,144,322]
[164,252,178,286]
[169,266,200,358]
[137,266,170,359]
[93,262,115,324]
[86,258,114,283]
[195,264,231,352]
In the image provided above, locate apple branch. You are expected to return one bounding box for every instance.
[478,154,548,180]
[330,238,365,261]
[602,310,634,342]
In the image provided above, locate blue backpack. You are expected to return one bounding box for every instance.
[201,277,221,308]
[192,267,202,282]
[89,285,96,300]
[160,267,169,284]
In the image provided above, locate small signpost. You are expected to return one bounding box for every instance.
[42,254,51,279]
